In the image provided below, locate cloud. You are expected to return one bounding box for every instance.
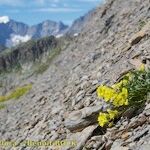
[6,34,31,47]
[5,9,20,13]
[33,0,60,6]
[34,7,83,12]
[0,16,10,24]
[0,0,23,6]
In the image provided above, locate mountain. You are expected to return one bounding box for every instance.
[7,19,29,35]
[0,11,96,48]
[0,0,150,150]
[67,9,95,35]
[0,36,58,72]
[0,17,68,47]
[27,20,68,39]
[0,19,29,46]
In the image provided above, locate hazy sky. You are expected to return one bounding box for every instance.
[0,0,104,26]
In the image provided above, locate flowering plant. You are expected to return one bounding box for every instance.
[97,64,149,127]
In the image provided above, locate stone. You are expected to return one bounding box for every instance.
[132,127,149,141]
[129,31,146,46]
[97,72,102,79]
[81,75,89,81]
[129,21,150,46]
[121,132,132,140]
[111,139,129,150]
[144,103,150,116]
[139,144,150,150]
[80,81,90,89]
[92,80,99,85]
[75,90,85,103]
[65,125,98,150]
[50,130,59,141]
[85,135,104,149]
[83,97,92,107]
[65,105,102,132]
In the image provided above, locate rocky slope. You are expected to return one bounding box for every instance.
[0,0,150,150]
[67,9,95,35]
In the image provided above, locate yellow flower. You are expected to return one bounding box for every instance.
[97,85,116,102]
[121,88,128,98]
[139,64,145,71]
[107,109,119,119]
[112,88,128,107]
[98,112,109,127]
[108,122,114,127]
[122,79,128,85]
[124,99,129,105]
[113,95,123,107]
[125,72,133,80]
[98,109,119,127]
[113,95,124,107]
[97,84,129,107]
[104,88,112,101]
[112,81,122,90]
[97,85,104,98]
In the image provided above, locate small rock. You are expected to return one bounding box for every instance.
[132,127,149,141]
[65,105,102,132]
[83,97,92,107]
[139,144,150,150]
[50,130,59,141]
[111,140,129,150]
[121,132,132,140]
[144,103,150,116]
[80,81,90,89]
[81,75,89,81]
[92,80,99,85]
[66,125,98,150]
[85,135,104,149]
[129,21,150,46]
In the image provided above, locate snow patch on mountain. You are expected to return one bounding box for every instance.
[0,16,10,24]
[6,34,31,47]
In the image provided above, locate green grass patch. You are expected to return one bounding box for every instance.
[0,104,6,110]
[0,84,32,102]
[138,20,146,30]
[35,47,61,74]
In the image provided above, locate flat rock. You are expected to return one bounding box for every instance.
[64,125,98,150]
[65,105,102,132]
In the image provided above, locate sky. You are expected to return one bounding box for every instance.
[0,0,104,26]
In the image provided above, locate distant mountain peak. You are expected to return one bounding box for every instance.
[0,18,69,48]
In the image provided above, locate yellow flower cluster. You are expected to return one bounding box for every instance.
[97,83,128,107]
[112,88,128,107]
[97,85,116,102]
[98,109,119,127]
